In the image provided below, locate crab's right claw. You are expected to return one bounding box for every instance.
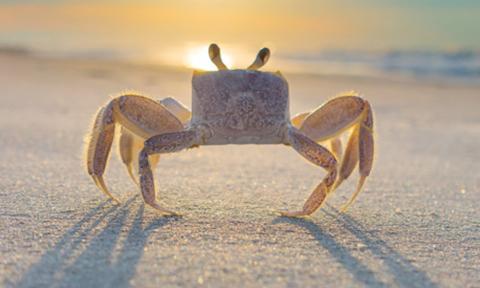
[85,94,185,212]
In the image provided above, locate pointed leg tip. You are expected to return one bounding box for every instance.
[161,211,183,218]
[275,210,287,216]
[339,204,350,213]
[110,197,122,205]
[161,209,183,217]
[165,212,183,218]
[277,210,310,218]
[127,167,140,187]
[336,175,368,213]
[147,202,182,217]
[339,175,368,212]
[92,175,120,203]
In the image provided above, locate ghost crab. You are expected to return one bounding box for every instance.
[85,44,374,217]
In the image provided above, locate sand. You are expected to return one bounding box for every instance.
[0,52,479,288]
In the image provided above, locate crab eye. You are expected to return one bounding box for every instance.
[208,43,229,70]
[247,47,271,70]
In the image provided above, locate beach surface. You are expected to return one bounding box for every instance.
[0,52,479,287]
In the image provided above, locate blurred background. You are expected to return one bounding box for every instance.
[1,0,480,80]
[2,1,480,287]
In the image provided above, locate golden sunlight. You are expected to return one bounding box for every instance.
[185,45,233,71]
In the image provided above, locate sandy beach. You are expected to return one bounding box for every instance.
[1,52,479,287]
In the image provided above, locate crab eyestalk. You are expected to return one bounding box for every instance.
[247,47,270,70]
[208,43,228,70]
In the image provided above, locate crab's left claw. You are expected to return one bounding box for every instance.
[283,93,375,216]
[304,94,374,212]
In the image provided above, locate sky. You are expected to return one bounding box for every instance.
[0,0,479,68]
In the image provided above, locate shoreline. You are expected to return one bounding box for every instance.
[2,49,479,89]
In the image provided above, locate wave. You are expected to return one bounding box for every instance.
[279,50,480,80]
[2,44,479,82]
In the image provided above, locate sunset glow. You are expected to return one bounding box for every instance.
[185,45,233,71]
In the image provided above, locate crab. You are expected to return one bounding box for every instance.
[85,43,374,217]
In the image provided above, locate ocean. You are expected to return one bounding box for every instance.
[2,44,479,83]
[277,50,480,82]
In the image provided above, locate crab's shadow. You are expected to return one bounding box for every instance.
[274,206,438,288]
[15,196,177,288]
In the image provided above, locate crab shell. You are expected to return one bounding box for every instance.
[191,70,290,145]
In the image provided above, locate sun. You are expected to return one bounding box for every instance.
[185,45,233,71]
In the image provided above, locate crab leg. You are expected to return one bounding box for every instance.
[117,97,190,184]
[280,128,338,217]
[85,105,118,202]
[330,137,343,161]
[292,112,343,161]
[118,127,139,184]
[85,94,184,202]
[340,103,374,211]
[333,127,359,191]
[139,130,199,215]
[159,97,191,124]
[294,94,375,212]
[118,127,160,185]
[299,94,366,141]
[291,111,310,128]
